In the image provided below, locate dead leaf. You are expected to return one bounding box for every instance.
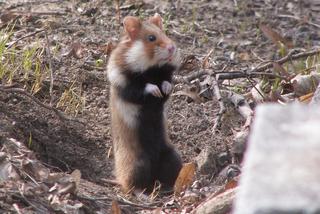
[70,169,81,190]
[224,178,238,191]
[0,11,18,23]
[173,85,203,103]
[63,42,85,59]
[57,182,76,195]
[273,62,291,80]
[21,158,50,181]
[250,82,267,103]
[211,177,239,199]
[152,207,162,214]
[238,52,251,61]
[100,42,116,56]
[259,24,293,48]
[281,82,295,94]
[45,172,66,184]
[0,160,20,181]
[0,152,6,162]
[111,200,121,214]
[180,55,201,71]
[299,92,314,103]
[181,190,202,206]
[202,48,214,69]
[269,89,287,103]
[174,162,196,195]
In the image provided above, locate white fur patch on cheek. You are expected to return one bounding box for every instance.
[115,98,140,128]
[125,41,154,72]
[107,62,126,87]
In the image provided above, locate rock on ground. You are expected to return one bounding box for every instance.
[233,103,320,214]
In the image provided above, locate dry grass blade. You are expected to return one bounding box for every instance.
[0,86,83,124]
[0,11,18,23]
[111,200,122,214]
[273,62,291,81]
[44,29,54,106]
[174,162,196,195]
[202,48,214,69]
[259,24,293,48]
[71,169,81,190]
[173,89,203,103]
[299,92,314,103]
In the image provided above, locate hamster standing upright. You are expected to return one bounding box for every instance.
[106,13,182,193]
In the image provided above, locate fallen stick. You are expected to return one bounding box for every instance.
[174,48,320,83]
[0,86,83,124]
[212,75,226,131]
[277,14,320,29]
[7,29,45,49]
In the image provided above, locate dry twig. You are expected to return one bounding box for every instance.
[212,75,226,131]
[0,86,83,124]
[7,29,45,49]
[44,29,54,105]
[115,0,121,31]
[9,11,68,16]
[277,14,320,29]
[6,0,65,10]
[175,49,320,83]
[78,195,160,210]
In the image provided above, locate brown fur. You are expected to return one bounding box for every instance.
[110,88,141,192]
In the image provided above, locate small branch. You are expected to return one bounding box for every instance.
[223,90,254,129]
[0,15,20,30]
[13,204,22,214]
[216,71,278,80]
[211,75,226,131]
[173,70,210,84]
[251,48,320,74]
[174,48,320,83]
[13,191,47,213]
[277,14,320,29]
[9,11,68,16]
[6,0,65,10]
[311,83,320,105]
[174,70,282,84]
[115,0,121,32]
[246,77,265,100]
[44,29,54,105]
[78,195,159,210]
[0,86,83,124]
[7,29,45,49]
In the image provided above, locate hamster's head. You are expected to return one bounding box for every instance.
[121,14,180,72]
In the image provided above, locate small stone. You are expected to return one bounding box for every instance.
[181,190,201,206]
[195,147,218,175]
[311,84,320,105]
[195,188,236,214]
[232,130,249,163]
[233,104,320,214]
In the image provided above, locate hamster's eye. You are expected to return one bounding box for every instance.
[148,35,157,42]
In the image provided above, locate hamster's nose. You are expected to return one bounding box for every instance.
[167,45,175,54]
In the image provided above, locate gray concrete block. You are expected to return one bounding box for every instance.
[233,104,320,214]
[311,84,320,105]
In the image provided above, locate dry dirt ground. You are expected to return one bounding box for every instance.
[0,0,319,213]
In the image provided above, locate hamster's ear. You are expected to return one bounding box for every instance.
[123,16,141,40]
[149,13,163,30]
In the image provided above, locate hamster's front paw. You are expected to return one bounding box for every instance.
[144,83,163,98]
[161,81,172,95]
